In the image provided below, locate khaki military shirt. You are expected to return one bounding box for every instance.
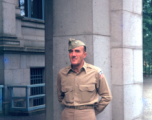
[57,62,112,115]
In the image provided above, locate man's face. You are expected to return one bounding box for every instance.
[69,46,87,66]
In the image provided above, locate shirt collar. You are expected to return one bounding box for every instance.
[66,61,87,74]
[82,61,87,73]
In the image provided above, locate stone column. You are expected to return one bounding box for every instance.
[52,0,112,120]
[45,0,53,120]
[110,0,143,120]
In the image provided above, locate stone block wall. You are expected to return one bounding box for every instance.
[52,0,112,120]
[0,0,16,37]
[110,0,143,120]
[0,0,45,115]
[45,0,143,120]
[0,0,45,97]
[3,54,45,99]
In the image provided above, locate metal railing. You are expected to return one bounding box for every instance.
[0,85,4,112]
[8,83,45,112]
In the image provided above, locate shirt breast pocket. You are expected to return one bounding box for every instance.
[62,86,74,103]
[79,85,95,103]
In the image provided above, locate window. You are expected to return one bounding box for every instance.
[19,0,44,20]
[30,68,44,106]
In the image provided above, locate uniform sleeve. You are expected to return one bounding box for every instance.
[95,73,112,115]
[57,72,64,104]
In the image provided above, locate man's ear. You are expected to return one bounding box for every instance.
[84,52,87,58]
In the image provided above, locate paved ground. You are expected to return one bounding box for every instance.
[143,76,152,120]
[1,77,152,120]
[0,113,45,120]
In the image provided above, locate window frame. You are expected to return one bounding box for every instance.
[20,0,45,20]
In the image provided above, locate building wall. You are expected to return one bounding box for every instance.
[0,0,45,115]
[45,0,143,120]
[0,0,143,119]
[110,0,143,120]
[3,54,45,99]
[52,0,112,120]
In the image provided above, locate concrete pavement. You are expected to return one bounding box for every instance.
[143,76,152,120]
[0,113,45,120]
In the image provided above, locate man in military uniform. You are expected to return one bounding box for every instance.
[57,38,112,120]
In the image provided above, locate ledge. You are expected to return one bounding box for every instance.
[0,45,45,53]
[16,13,45,24]
[0,35,17,39]
[16,14,24,19]
[0,40,20,46]
[21,25,45,30]
[22,17,45,24]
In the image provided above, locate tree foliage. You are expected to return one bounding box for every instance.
[143,0,152,50]
[143,0,152,75]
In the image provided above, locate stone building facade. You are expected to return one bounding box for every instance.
[45,0,143,120]
[0,0,143,120]
[0,0,45,114]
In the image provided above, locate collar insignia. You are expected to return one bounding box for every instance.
[99,71,103,75]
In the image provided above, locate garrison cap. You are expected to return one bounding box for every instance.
[68,38,86,50]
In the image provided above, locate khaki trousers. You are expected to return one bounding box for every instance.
[61,107,96,120]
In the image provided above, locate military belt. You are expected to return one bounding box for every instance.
[66,105,94,110]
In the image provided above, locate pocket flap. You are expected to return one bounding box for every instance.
[62,86,73,92]
[79,85,95,92]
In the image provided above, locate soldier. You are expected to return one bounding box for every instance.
[57,38,112,120]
